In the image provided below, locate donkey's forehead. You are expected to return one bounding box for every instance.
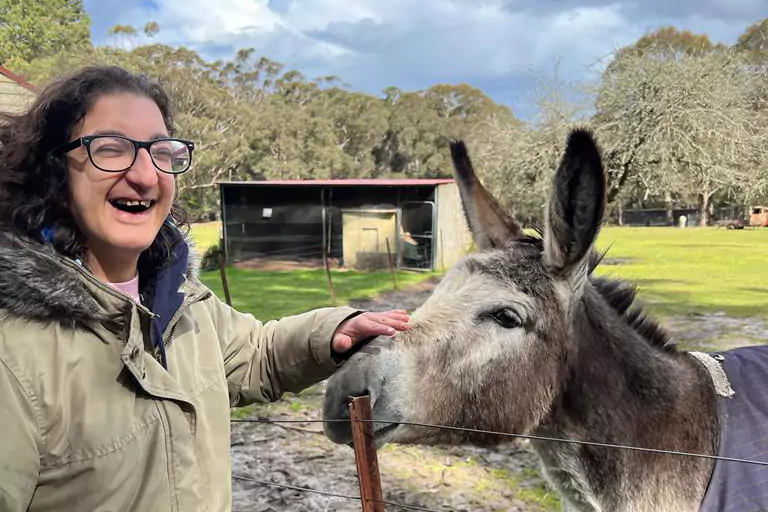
[460,242,555,298]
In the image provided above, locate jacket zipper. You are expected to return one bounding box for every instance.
[152,288,212,365]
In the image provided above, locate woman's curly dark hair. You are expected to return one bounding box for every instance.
[0,65,190,270]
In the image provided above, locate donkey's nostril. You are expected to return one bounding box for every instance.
[348,389,370,398]
[346,390,371,404]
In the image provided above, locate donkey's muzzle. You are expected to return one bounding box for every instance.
[322,335,402,445]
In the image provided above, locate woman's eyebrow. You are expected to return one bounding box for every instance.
[90,129,170,140]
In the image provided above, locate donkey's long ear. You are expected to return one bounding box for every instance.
[543,128,605,277]
[449,140,523,250]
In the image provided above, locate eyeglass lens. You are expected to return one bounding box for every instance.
[89,136,191,173]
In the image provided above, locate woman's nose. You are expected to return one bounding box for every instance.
[123,148,159,188]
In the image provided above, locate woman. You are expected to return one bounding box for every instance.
[0,65,410,511]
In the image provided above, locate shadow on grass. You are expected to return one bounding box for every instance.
[666,244,753,249]
[630,278,768,319]
[737,287,768,296]
[629,278,693,287]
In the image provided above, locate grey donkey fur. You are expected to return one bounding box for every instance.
[322,128,721,511]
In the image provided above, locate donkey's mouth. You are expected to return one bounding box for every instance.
[345,421,401,449]
[376,421,400,436]
[373,421,401,448]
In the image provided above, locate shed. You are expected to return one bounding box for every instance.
[749,206,768,227]
[0,66,36,114]
[218,179,472,271]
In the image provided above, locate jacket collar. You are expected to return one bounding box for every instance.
[0,228,202,329]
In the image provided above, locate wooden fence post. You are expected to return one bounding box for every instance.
[324,252,337,305]
[385,237,397,290]
[218,253,232,306]
[349,396,385,512]
[322,203,337,305]
[439,229,445,271]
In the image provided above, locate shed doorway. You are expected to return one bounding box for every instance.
[399,201,434,271]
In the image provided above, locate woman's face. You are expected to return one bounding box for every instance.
[66,93,176,262]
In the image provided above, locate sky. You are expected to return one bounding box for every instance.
[81,0,766,120]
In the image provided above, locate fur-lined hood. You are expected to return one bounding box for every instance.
[0,229,201,328]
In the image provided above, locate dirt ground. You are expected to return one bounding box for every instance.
[230,275,768,512]
[233,256,341,272]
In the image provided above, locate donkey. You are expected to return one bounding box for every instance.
[322,128,768,511]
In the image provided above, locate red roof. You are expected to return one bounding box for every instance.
[0,66,35,92]
[220,178,455,187]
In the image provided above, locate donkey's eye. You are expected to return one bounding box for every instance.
[489,309,522,329]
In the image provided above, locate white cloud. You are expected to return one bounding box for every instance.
[296,0,635,89]
[84,0,760,119]
[144,0,284,43]
[283,0,380,31]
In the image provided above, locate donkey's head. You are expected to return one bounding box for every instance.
[323,128,607,446]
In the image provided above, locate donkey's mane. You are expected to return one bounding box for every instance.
[588,252,675,353]
[511,230,674,353]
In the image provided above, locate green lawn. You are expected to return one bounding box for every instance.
[199,266,434,321]
[189,221,435,320]
[189,221,221,254]
[594,226,768,318]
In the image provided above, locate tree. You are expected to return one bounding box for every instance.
[144,22,160,39]
[108,24,139,50]
[373,90,448,176]
[734,18,768,142]
[371,84,518,178]
[735,18,768,56]
[215,48,284,104]
[315,88,389,177]
[0,0,91,66]
[465,67,588,227]
[594,44,766,226]
[621,26,722,59]
[593,26,725,210]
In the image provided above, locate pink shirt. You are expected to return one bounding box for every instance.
[107,274,141,302]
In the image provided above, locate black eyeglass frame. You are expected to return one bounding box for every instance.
[56,134,196,175]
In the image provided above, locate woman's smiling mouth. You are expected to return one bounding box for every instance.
[108,198,156,222]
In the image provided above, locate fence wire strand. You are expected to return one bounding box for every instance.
[232,416,768,468]
[232,474,449,512]
[232,413,768,510]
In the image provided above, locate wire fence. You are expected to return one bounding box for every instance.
[232,474,446,512]
[231,414,768,511]
[231,416,768,467]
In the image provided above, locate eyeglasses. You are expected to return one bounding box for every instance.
[57,134,195,175]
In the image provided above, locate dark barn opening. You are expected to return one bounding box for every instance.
[219,179,471,272]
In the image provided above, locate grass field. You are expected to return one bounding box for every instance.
[594,226,768,318]
[199,267,434,321]
[189,221,221,253]
[190,222,768,321]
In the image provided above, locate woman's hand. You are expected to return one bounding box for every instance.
[331,310,411,354]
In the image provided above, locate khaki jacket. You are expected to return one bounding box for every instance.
[0,231,359,511]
